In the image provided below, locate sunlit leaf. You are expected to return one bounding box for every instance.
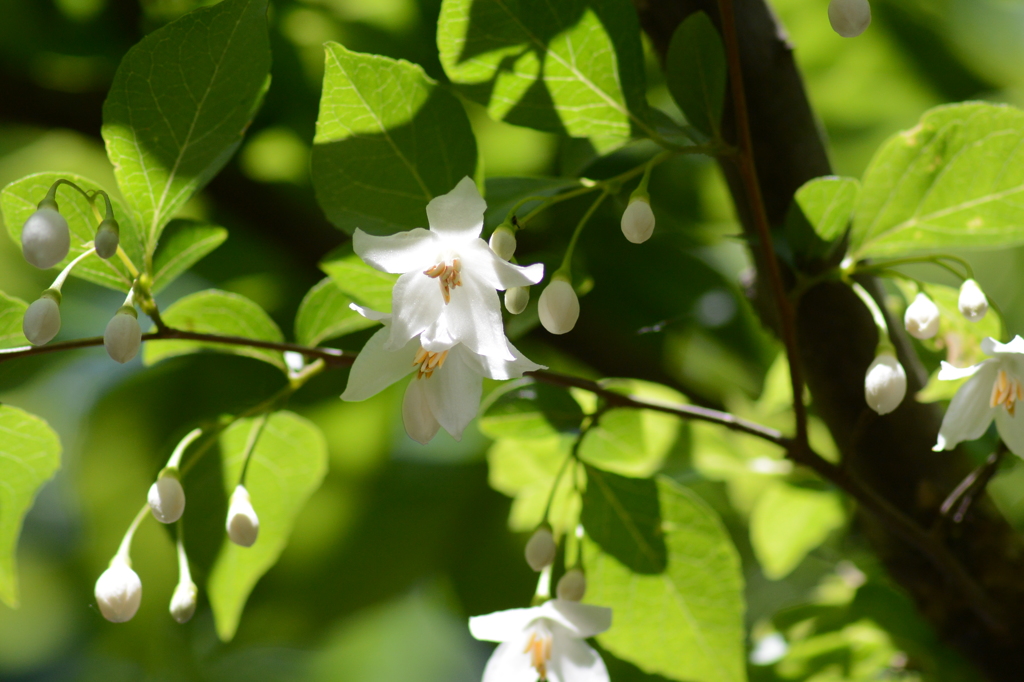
[320,244,397,313]
[665,11,726,139]
[749,482,845,580]
[479,379,583,440]
[151,220,228,294]
[294,277,377,347]
[0,292,29,349]
[487,436,580,536]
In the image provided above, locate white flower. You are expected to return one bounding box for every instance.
[226,485,259,547]
[620,198,655,244]
[341,305,543,443]
[353,178,544,360]
[538,278,579,335]
[148,473,185,524]
[95,557,142,623]
[904,293,940,340]
[934,336,1024,455]
[828,0,871,37]
[21,206,70,269]
[23,293,61,346]
[104,307,142,363]
[864,352,906,415]
[470,599,612,682]
[958,279,988,322]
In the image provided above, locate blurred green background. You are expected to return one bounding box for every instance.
[2,0,1024,680]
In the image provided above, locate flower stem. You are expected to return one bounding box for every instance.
[850,282,894,354]
[166,428,203,470]
[113,504,150,566]
[558,191,609,276]
[50,247,97,291]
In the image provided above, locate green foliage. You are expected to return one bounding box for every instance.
[207,411,328,641]
[750,482,845,580]
[294,277,377,347]
[665,12,726,139]
[311,43,478,236]
[478,379,583,439]
[486,436,580,536]
[150,220,228,294]
[0,291,29,349]
[783,176,859,267]
[320,245,398,312]
[144,289,286,370]
[584,470,746,682]
[101,0,271,253]
[0,405,61,608]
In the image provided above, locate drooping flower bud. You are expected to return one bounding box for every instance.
[148,470,185,524]
[620,197,655,244]
[94,557,142,623]
[864,352,906,415]
[226,485,259,547]
[903,293,940,340]
[169,578,197,624]
[23,290,61,346]
[538,276,579,335]
[525,527,556,571]
[94,219,120,260]
[104,306,141,363]
[21,204,70,269]
[828,0,871,37]
[504,286,530,315]
[958,279,988,323]
[557,568,587,601]
[489,223,517,261]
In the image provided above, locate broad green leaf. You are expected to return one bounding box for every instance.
[851,103,1024,257]
[584,471,746,682]
[793,176,860,243]
[208,411,328,641]
[479,379,583,440]
[487,436,580,536]
[581,467,666,574]
[665,12,726,139]
[0,292,29,349]
[0,405,62,607]
[320,244,397,312]
[1,173,143,291]
[482,176,580,230]
[311,43,477,236]
[294,277,377,347]
[749,482,845,580]
[151,219,228,294]
[437,0,652,142]
[144,289,285,370]
[102,0,271,252]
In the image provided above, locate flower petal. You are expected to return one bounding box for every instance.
[426,177,486,239]
[341,327,417,402]
[463,239,545,289]
[447,273,514,360]
[469,607,540,642]
[983,335,1024,356]
[349,302,391,322]
[466,338,545,381]
[386,272,445,350]
[995,408,1024,457]
[548,632,610,682]
[934,361,1000,451]
[937,360,985,381]
[353,228,438,273]
[537,600,612,639]
[422,347,483,441]
[480,640,537,682]
[402,378,441,444]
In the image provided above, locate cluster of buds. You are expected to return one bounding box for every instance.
[524,526,588,603]
[903,280,989,342]
[488,220,533,316]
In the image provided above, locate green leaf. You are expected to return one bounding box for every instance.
[482,176,580,230]
[294,277,377,347]
[479,379,583,440]
[151,219,228,294]
[311,43,477,236]
[1,173,143,291]
[207,411,328,641]
[144,289,286,370]
[749,482,845,580]
[102,0,271,252]
[665,12,726,139]
[320,244,397,312]
[486,436,580,536]
[437,0,651,142]
[851,102,1024,257]
[583,471,746,682]
[794,176,860,244]
[0,292,29,349]
[0,405,62,607]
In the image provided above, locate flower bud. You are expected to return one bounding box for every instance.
[958,279,988,322]
[525,527,556,571]
[94,219,120,260]
[23,292,61,346]
[148,471,185,524]
[557,568,587,601]
[21,206,70,269]
[504,286,530,315]
[538,277,579,335]
[620,197,655,244]
[903,293,940,340]
[864,352,906,415]
[104,307,141,363]
[489,224,517,261]
[94,558,142,623]
[169,579,197,624]
[828,0,871,38]
[226,485,259,547]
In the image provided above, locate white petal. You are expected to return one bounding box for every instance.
[934,362,1000,451]
[536,600,612,639]
[995,408,1024,458]
[353,228,438,273]
[422,347,483,441]
[480,640,538,682]
[937,360,985,381]
[447,273,514,359]
[426,177,486,239]
[341,327,417,402]
[984,335,1024,356]
[470,607,541,642]
[402,379,441,444]
[548,631,610,682]
[420,313,457,351]
[463,239,545,289]
[386,272,444,350]
[466,339,545,381]
[349,302,391,322]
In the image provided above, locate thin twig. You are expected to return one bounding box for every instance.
[938,445,1007,524]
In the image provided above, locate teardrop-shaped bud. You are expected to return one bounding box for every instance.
[903,293,940,340]
[504,286,530,315]
[169,579,197,624]
[864,352,906,415]
[958,279,988,323]
[226,485,259,547]
[104,307,141,363]
[94,557,142,623]
[21,207,70,269]
[525,527,556,571]
[557,568,587,601]
[94,219,120,260]
[489,224,517,261]
[538,277,579,335]
[148,472,185,524]
[621,197,655,244]
[828,0,871,37]
[23,292,61,346]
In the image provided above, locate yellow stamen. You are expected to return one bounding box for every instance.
[423,258,464,305]
[990,369,1024,416]
[523,630,553,681]
[413,347,449,379]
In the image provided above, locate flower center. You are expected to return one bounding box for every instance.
[423,258,462,304]
[412,346,448,379]
[523,624,553,681]
[990,369,1023,416]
